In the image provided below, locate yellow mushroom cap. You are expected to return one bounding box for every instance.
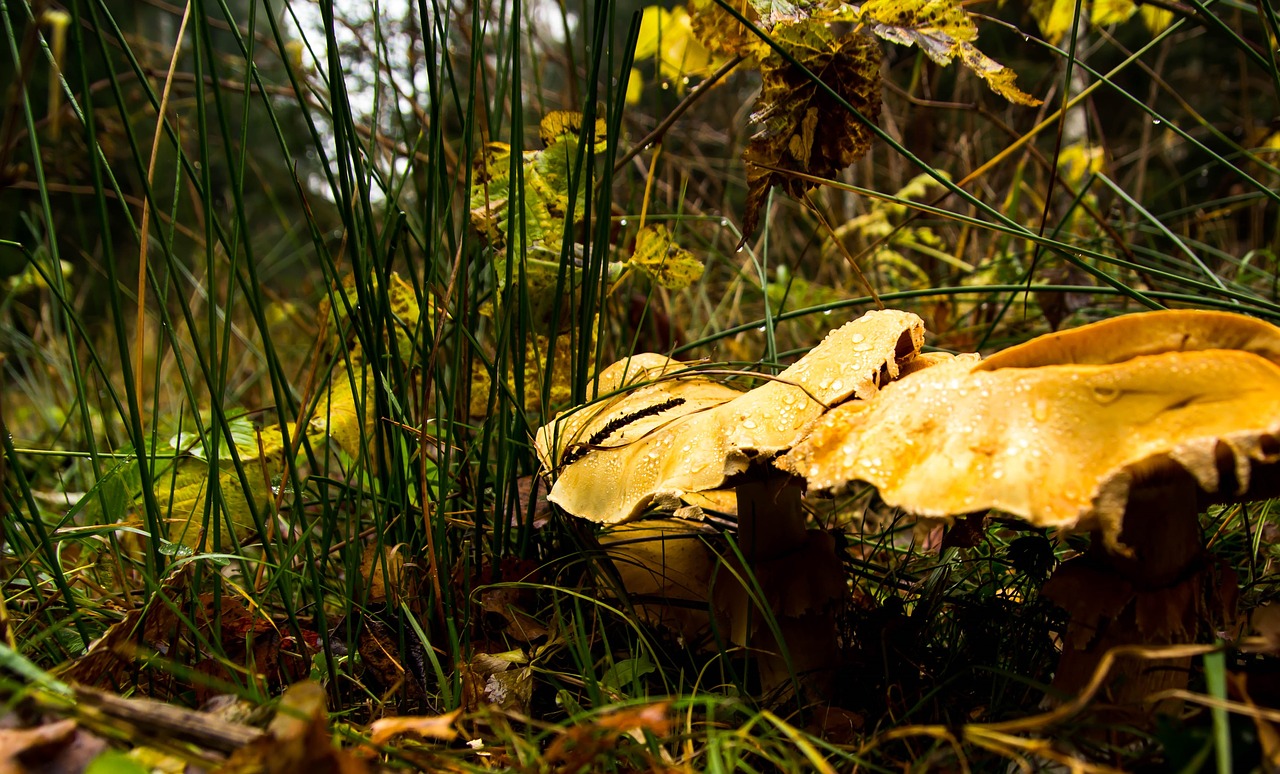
[781,311,1280,546]
[976,309,1280,370]
[538,309,925,524]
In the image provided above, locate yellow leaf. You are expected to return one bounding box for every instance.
[630,224,705,289]
[625,67,644,104]
[319,271,430,367]
[1140,4,1174,34]
[746,0,826,26]
[1091,0,1137,27]
[469,360,494,418]
[741,22,882,241]
[859,0,1040,106]
[859,0,978,52]
[470,330,593,417]
[539,110,607,148]
[634,5,671,58]
[469,130,599,251]
[1029,0,1076,43]
[636,5,728,88]
[1056,142,1104,188]
[311,368,378,465]
[160,464,272,548]
[955,42,1043,107]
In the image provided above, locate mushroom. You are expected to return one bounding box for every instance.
[535,309,926,695]
[779,309,1280,715]
[596,517,721,643]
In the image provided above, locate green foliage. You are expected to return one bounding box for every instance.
[470,113,607,252]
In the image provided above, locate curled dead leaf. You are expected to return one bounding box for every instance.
[741,21,882,243]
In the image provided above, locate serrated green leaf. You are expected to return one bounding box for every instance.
[470,118,603,252]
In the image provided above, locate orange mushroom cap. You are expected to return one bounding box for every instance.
[780,310,1280,549]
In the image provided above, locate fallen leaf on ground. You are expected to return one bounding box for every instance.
[368,710,461,744]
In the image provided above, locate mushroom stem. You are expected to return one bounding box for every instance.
[718,474,844,701]
[734,476,808,561]
[1044,475,1232,721]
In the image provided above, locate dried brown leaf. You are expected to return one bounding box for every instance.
[741,22,882,243]
[687,0,758,58]
[219,682,369,774]
[857,0,1040,105]
[629,225,705,290]
[63,567,191,689]
[0,720,79,774]
[368,710,461,745]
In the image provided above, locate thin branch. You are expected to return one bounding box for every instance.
[614,54,746,174]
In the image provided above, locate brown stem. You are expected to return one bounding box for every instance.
[722,474,843,703]
[733,475,807,561]
[1044,475,1234,725]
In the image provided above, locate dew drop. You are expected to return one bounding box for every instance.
[1091,386,1120,404]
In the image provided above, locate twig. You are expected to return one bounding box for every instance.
[614,54,746,174]
[74,685,263,754]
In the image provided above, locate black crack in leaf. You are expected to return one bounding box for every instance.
[740,22,882,245]
[560,397,689,467]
